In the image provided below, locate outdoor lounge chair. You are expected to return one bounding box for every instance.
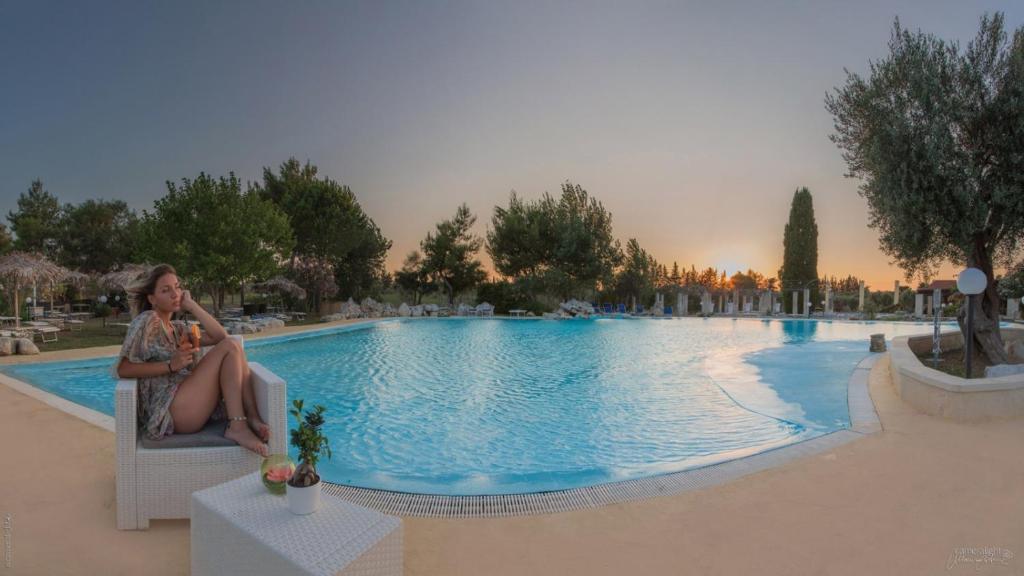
[603,303,613,314]
[617,303,626,314]
[32,325,60,342]
[115,337,287,530]
[475,302,495,317]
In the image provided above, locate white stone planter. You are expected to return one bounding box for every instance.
[286,479,321,515]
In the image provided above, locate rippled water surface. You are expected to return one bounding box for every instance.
[2,318,951,494]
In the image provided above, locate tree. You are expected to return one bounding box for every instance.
[547,182,622,298]
[421,204,486,305]
[998,262,1024,300]
[613,238,660,306]
[393,250,436,305]
[669,262,682,287]
[138,172,294,314]
[487,182,622,299]
[0,223,11,256]
[255,158,391,302]
[826,13,1024,362]
[780,187,819,312]
[7,180,62,258]
[58,199,139,273]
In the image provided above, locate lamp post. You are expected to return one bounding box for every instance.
[99,295,108,327]
[932,293,942,368]
[956,268,987,379]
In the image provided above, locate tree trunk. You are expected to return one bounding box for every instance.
[957,244,1008,365]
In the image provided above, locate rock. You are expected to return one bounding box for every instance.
[360,297,383,318]
[336,298,362,319]
[869,334,886,353]
[984,364,1024,378]
[1004,340,1024,364]
[410,305,424,317]
[398,303,411,317]
[423,304,439,316]
[16,338,39,355]
[558,299,594,318]
[226,322,261,335]
[258,318,285,329]
[0,337,13,356]
[382,303,396,317]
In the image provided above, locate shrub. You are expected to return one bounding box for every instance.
[862,299,879,320]
[288,399,331,487]
[475,280,546,315]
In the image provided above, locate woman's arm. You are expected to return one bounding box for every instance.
[180,290,229,343]
[116,348,193,379]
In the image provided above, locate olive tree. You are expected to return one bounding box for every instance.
[826,13,1024,362]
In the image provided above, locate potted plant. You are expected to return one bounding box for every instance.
[286,399,332,515]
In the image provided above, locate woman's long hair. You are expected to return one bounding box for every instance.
[127,264,177,317]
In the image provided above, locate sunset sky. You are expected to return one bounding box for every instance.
[2,1,1021,289]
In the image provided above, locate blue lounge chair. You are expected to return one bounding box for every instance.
[603,303,613,314]
[664,305,672,316]
[617,303,626,314]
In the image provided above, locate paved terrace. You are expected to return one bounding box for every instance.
[0,321,1021,575]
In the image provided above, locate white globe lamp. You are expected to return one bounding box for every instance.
[956,268,987,379]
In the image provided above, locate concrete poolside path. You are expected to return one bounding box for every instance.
[1,349,1021,574]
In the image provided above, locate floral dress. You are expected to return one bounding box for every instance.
[111,310,223,440]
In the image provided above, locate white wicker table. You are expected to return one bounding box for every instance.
[191,473,403,576]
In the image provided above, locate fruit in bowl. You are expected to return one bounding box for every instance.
[261,454,295,495]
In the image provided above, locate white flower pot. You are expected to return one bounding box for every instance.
[286,480,321,515]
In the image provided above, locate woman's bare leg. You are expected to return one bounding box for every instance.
[232,341,269,442]
[170,339,267,456]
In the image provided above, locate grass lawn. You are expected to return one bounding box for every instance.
[23,313,324,353]
[23,317,128,352]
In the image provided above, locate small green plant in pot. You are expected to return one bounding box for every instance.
[286,399,332,514]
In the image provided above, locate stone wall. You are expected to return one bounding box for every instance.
[889,328,1024,422]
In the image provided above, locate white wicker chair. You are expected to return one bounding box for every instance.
[116,338,287,530]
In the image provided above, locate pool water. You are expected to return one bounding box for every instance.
[1,318,951,495]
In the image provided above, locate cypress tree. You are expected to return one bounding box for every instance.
[781,187,819,313]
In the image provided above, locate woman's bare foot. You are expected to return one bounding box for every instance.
[225,420,268,457]
[247,414,270,443]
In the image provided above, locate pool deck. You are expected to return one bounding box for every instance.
[1,323,1022,574]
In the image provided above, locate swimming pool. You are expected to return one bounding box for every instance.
[1,317,950,495]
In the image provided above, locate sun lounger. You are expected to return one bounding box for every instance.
[31,325,61,343]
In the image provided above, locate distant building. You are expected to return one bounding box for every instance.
[916,280,957,306]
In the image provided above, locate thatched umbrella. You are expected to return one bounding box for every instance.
[62,270,91,288]
[251,276,307,300]
[43,268,94,313]
[99,264,151,293]
[0,251,66,328]
[250,276,306,313]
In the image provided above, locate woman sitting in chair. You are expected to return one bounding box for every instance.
[114,264,269,456]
